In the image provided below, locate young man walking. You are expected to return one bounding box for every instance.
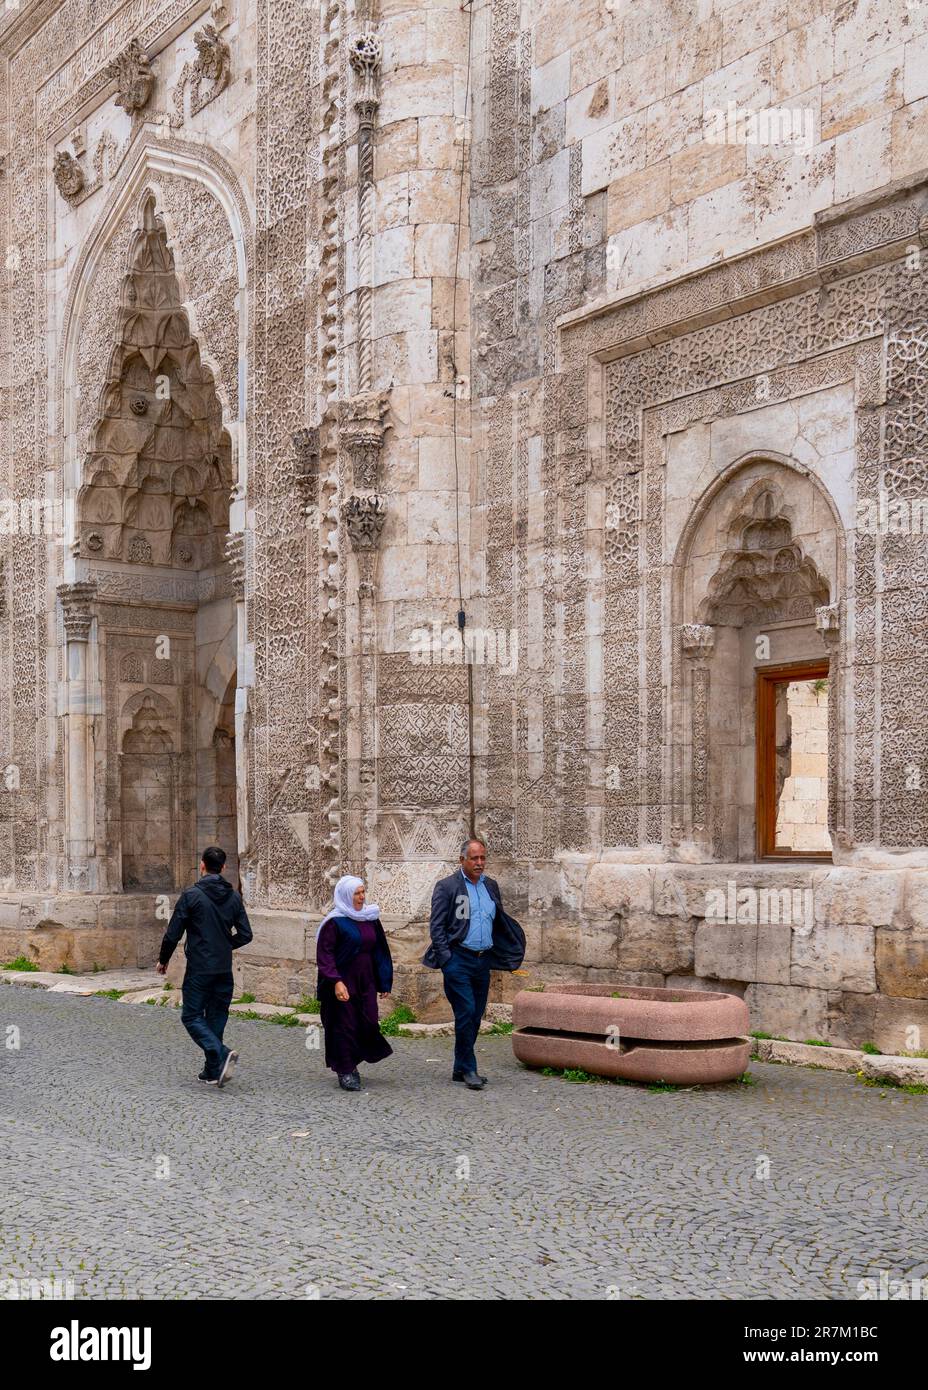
[423,837,525,1090]
[157,846,253,1087]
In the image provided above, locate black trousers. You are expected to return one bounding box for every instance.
[181,970,234,1076]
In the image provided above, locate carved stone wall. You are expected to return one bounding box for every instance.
[3,0,928,1042]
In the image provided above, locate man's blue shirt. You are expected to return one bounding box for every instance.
[460,869,496,950]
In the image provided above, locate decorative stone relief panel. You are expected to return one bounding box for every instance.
[554,182,928,858]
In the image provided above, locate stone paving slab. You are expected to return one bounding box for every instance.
[2,981,926,1300]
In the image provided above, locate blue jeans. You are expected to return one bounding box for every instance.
[442,948,491,1075]
[181,970,234,1076]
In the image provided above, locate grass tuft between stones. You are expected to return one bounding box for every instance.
[380,1004,417,1036]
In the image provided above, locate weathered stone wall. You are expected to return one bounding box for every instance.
[1,0,927,1043]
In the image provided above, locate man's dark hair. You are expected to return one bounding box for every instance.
[202,846,227,874]
[460,836,487,858]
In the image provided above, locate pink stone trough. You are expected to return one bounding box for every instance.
[511,983,751,1085]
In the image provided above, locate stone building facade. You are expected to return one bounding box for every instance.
[1,0,927,1045]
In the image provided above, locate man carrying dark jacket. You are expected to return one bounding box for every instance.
[157,846,253,1087]
[423,837,525,1090]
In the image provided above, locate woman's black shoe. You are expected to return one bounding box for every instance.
[338,1073,361,1091]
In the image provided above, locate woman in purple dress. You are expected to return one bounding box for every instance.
[315,875,394,1091]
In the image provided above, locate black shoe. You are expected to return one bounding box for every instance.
[453,1070,485,1090]
[197,1069,219,1085]
[217,1048,238,1088]
[338,1073,361,1091]
[453,1070,487,1084]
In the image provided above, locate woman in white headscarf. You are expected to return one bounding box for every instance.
[315,875,394,1091]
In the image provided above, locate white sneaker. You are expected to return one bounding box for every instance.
[217,1049,239,1088]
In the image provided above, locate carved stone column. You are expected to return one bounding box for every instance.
[58,582,98,890]
[342,496,387,796]
[225,533,250,877]
[681,624,715,841]
[348,28,382,395]
[816,602,844,844]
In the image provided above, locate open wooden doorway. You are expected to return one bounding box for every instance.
[756,660,831,860]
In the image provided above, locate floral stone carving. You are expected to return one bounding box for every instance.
[106,39,154,115]
[340,392,390,489]
[171,24,232,127]
[54,151,85,202]
[342,495,387,551]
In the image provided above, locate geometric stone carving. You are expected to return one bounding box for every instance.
[342,494,387,550]
[106,39,154,115]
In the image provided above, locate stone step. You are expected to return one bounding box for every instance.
[753,1039,861,1072]
[1,970,64,989]
[1,967,163,994]
[397,1020,496,1037]
[860,1054,928,1087]
[119,988,179,1005]
[229,1001,296,1018]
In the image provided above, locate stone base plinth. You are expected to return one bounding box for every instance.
[4,859,926,1048]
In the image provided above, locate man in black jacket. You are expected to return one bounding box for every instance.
[423,837,525,1090]
[157,846,253,1087]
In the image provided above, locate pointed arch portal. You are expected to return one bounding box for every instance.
[74,195,239,892]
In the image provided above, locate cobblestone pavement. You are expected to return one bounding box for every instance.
[2,984,926,1300]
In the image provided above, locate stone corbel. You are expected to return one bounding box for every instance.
[681,623,715,661]
[340,393,390,490]
[815,602,840,648]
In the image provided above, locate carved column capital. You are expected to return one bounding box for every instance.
[815,602,840,648]
[348,30,382,117]
[340,392,390,489]
[681,623,715,660]
[58,581,97,642]
[342,495,387,551]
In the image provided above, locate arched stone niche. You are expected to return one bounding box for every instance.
[60,135,251,518]
[59,177,246,894]
[672,459,845,862]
